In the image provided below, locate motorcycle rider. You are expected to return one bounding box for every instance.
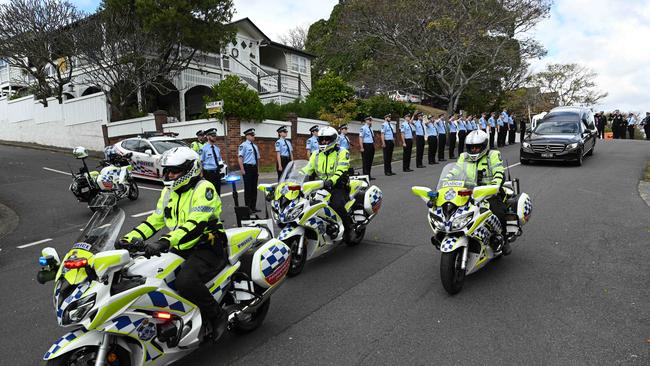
[301,126,352,239]
[452,130,511,255]
[119,146,229,340]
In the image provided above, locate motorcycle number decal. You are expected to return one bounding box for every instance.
[72,242,92,251]
[136,319,157,341]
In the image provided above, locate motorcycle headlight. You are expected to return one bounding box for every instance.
[566,143,579,150]
[62,293,96,325]
[451,213,474,231]
[429,212,445,230]
[280,202,304,223]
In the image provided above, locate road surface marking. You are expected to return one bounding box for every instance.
[507,162,521,169]
[139,186,162,192]
[43,167,72,176]
[132,210,154,218]
[17,238,53,249]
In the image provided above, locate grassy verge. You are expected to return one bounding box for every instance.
[644,161,650,182]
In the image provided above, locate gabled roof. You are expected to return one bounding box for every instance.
[229,17,315,59]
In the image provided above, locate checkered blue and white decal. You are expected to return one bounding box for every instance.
[133,290,188,314]
[43,328,88,359]
[260,244,290,278]
[57,282,91,325]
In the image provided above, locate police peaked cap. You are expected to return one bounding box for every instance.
[384,114,391,119]
[204,128,217,136]
[309,125,319,133]
[196,130,205,136]
[277,126,288,133]
[339,124,348,130]
[364,116,373,121]
[243,128,255,136]
[404,113,411,118]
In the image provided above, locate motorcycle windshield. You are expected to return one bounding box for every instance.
[437,162,478,190]
[74,208,126,254]
[279,160,310,184]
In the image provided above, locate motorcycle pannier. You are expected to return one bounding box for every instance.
[250,239,291,288]
[507,193,532,226]
[363,186,383,216]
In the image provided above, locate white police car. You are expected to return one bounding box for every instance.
[113,132,226,181]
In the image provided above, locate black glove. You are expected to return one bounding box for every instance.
[145,239,170,258]
[324,179,334,191]
[115,238,130,249]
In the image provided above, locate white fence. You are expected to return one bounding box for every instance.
[0,93,108,150]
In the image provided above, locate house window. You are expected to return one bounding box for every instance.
[222,55,230,70]
[291,55,308,74]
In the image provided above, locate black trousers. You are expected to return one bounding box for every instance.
[489,128,496,149]
[627,126,635,139]
[508,126,517,144]
[403,138,413,170]
[619,125,627,139]
[645,124,650,140]
[448,132,457,158]
[458,130,467,155]
[487,195,507,237]
[203,169,222,196]
[383,140,394,174]
[438,134,446,160]
[243,163,258,210]
[362,143,375,176]
[597,126,605,139]
[612,123,619,138]
[415,135,425,166]
[427,136,437,164]
[277,156,291,180]
[175,245,226,321]
[330,186,352,231]
[497,128,506,147]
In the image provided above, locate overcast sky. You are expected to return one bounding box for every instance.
[1,0,646,112]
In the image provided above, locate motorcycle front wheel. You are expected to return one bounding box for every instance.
[287,237,306,277]
[345,226,366,246]
[46,345,130,366]
[440,250,466,295]
[127,179,139,201]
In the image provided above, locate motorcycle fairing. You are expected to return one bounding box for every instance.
[439,235,469,253]
[298,202,327,226]
[277,223,303,241]
[226,227,262,265]
[436,187,471,207]
[274,182,300,201]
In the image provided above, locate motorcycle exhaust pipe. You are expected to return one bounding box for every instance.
[239,276,287,314]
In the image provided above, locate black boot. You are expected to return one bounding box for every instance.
[208,309,228,341]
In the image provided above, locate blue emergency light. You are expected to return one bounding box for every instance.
[225,175,241,183]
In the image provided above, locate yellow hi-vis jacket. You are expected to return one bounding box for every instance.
[301,147,350,186]
[455,150,505,186]
[124,179,222,251]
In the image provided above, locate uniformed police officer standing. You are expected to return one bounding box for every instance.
[238,128,260,212]
[457,115,467,155]
[497,112,506,147]
[400,113,414,172]
[359,116,376,180]
[488,112,497,149]
[508,113,517,144]
[275,126,293,179]
[338,124,350,150]
[200,128,222,196]
[191,130,206,152]
[381,113,396,176]
[425,114,438,164]
[448,115,458,159]
[306,125,320,155]
[436,114,447,161]
[414,112,426,168]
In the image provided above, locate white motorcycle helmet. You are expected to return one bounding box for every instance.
[160,146,202,191]
[318,126,339,152]
[465,130,489,162]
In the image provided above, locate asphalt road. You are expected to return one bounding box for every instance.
[0,140,648,365]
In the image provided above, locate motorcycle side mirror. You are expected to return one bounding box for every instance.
[411,186,435,204]
[41,247,60,266]
[472,185,499,202]
[144,149,153,156]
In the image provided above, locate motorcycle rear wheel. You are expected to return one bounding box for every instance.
[440,250,466,295]
[46,345,130,366]
[230,299,271,334]
[287,237,306,277]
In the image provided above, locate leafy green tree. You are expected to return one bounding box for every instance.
[306,74,355,112]
[532,63,607,106]
[207,75,264,121]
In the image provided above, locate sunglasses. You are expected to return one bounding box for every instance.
[163,167,185,175]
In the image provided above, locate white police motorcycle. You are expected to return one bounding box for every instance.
[37,204,290,365]
[412,162,532,294]
[69,147,138,211]
[259,160,383,276]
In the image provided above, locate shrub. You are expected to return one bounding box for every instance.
[205,75,265,121]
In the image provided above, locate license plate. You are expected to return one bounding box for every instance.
[541,153,554,158]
